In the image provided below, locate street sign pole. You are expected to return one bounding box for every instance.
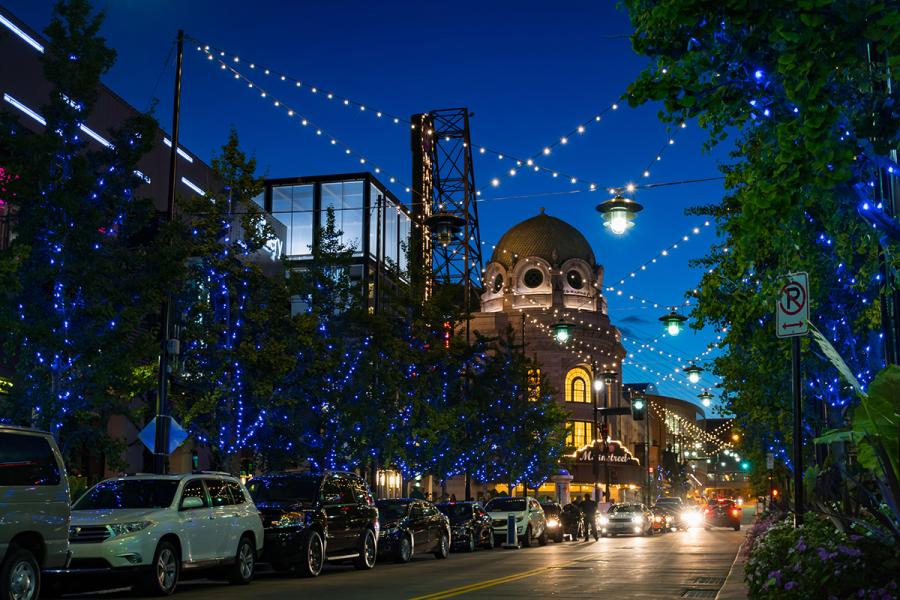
[791,336,803,526]
[776,272,809,528]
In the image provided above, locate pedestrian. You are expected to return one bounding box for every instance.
[580,493,598,541]
[410,486,426,500]
[449,493,457,502]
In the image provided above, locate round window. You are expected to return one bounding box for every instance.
[492,273,504,293]
[523,268,544,289]
[567,270,584,290]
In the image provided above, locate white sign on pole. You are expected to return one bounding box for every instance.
[766,452,774,471]
[776,272,809,338]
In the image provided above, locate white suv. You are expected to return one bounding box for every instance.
[484,496,547,547]
[65,472,263,595]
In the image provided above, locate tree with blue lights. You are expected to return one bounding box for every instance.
[624,0,897,524]
[0,0,171,476]
[172,129,297,469]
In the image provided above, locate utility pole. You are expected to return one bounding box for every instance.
[154,29,184,475]
[591,362,600,503]
[792,336,804,526]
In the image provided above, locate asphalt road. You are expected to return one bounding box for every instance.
[67,511,750,600]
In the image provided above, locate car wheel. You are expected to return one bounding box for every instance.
[354,529,377,570]
[1,547,40,600]
[395,535,413,564]
[465,532,476,553]
[538,527,548,546]
[521,525,532,548]
[227,535,255,585]
[733,523,741,531]
[433,532,449,559]
[142,541,179,596]
[483,529,495,550]
[554,531,564,543]
[295,530,325,578]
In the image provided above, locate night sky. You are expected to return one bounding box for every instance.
[5,0,732,411]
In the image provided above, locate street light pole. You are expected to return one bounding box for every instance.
[592,362,600,503]
[602,371,616,504]
[153,29,184,475]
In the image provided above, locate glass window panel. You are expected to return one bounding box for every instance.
[272,184,313,258]
[399,211,410,277]
[385,202,398,267]
[369,184,381,259]
[322,181,363,254]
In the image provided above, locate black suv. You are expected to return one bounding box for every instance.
[247,471,379,576]
[435,501,494,552]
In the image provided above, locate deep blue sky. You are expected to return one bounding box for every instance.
[5,0,732,411]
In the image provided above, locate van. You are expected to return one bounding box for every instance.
[0,425,71,600]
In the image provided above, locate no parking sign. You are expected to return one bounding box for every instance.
[776,272,809,338]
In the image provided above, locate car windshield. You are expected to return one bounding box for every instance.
[484,498,526,512]
[541,504,561,516]
[610,504,643,513]
[246,476,320,503]
[376,500,410,521]
[74,479,179,510]
[656,498,682,505]
[437,504,471,521]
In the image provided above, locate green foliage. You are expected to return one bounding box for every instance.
[0,0,170,478]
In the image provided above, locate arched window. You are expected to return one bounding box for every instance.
[565,367,592,403]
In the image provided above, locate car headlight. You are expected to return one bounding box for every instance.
[631,516,643,524]
[272,512,308,529]
[654,515,662,523]
[546,518,559,528]
[598,516,609,525]
[108,521,153,537]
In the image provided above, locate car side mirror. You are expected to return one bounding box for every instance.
[181,496,204,510]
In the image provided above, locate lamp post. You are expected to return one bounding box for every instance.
[601,370,618,504]
[595,193,644,235]
[591,364,603,503]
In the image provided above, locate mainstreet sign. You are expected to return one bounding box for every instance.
[776,272,809,338]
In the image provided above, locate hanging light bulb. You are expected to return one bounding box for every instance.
[595,193,643,236]
[424,212,465,246]
[684,364,702,384]
[551,319,574,343]
[659,310,688,336]
[698,391,713,407]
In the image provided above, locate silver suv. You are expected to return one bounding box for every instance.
[0,425,71,600]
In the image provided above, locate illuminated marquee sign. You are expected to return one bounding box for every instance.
[0,376,12,395]
[573,439,640,465]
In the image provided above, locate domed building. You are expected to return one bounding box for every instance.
[467,209,643,503]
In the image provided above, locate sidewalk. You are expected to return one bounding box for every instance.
[716,537,749,599]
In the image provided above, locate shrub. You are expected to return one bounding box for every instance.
[745,514,898,599]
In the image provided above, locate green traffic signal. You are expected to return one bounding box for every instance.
[740,461,750,471]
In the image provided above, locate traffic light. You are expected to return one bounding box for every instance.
[740,461,750,471]
[772,488,779,498]
[632,396,646,421]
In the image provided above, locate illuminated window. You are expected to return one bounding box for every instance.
[566,421,592,448]
[565,367,592,403]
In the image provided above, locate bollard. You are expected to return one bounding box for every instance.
[502,513,520,549]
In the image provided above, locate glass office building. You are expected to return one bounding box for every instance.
[256,172,412,310]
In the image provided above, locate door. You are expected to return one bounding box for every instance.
[529,499,544,538]
[476,504,490,544]
[178,479,217,563]
[205,478,239,559]
[321,475,353,554]
[423,504,444,550]
[408,502,431,551]
[347,476,374,542]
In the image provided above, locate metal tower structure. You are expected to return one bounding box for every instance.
[410,108,483,302]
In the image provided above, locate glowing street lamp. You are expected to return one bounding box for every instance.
[551,318,574,344]
[698,390,713,407]
[659,310,688,336]
[424,212,465,246]
[595,193,643,235]
[684,364,702,384]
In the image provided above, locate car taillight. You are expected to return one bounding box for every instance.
[732,509,739,516]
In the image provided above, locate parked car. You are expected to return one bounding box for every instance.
[681,504,705,529]
[376,499,451,563]
[704,498,742,531]
[654,496,688,529]
[0,425,71,600]
[539,502,565,543]
[649,506,673,533]
[598,503,654,537]
[247,471,379,576]
[63,472,263,596]
[559,503,585,541]
[435,501,494,552]
[484,496,547,547]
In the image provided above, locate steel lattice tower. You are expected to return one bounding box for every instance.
[410,108,483,302]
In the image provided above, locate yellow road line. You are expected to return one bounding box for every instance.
[408,559,579,600]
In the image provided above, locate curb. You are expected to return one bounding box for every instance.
[716,538,749,600]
